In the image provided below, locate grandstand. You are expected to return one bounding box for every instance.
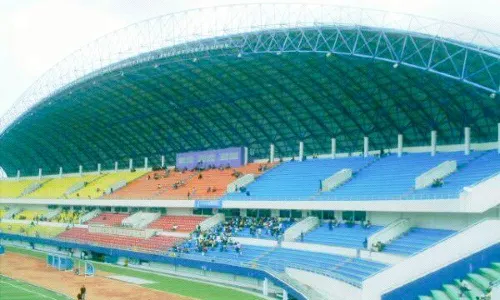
[0,4,499,300]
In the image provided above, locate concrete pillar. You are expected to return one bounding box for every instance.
[79,165,83,177]
[271,209,279,217]
[299,141,304,161]
[59,167,63,178]
[38,168,42,180]
[282,289,289,300]
[144,157,148,170]
[270,144,275,163]
[16,170,20,180]
[161,155,165,168]
[114,161,118,172]
[243,147,248,165]
[397,134,403,157]
[262,278,269,296]
[331,138,336,159]
[363,136,369,158]
[129,158,133,171]
[431,130,437,156]
[240,209,247,217]
[498,123,500,154]
[464,127,471,155]
[97,163,101,174]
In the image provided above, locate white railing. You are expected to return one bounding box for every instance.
[88,224,157,238]
[64,181,86,196]
[199,213,224,231]
[283,216,319,241]
[3,207,21,220]
[106,179,127,194]
[45,208,62,220]
[367,219,411,251]
[226,174,255,193]
[362,218,500,300]
[78,209,101,224]
[321,169,352,191]
[122,212,160,229]
[415,160,457,189]
[21,182,43,197]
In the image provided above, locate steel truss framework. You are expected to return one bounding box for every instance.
[0,4,499,176]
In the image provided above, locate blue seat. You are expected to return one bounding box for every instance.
[383,227,456,256]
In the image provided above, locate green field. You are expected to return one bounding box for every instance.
[0,275,72,300]
[4,245,265,300]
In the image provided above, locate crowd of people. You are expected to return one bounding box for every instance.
[171,216,290,256]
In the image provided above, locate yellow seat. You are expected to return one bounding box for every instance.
[0,222,66,237]
[25,175,100,199]
[68,170,147,199]
[0,179,44,198]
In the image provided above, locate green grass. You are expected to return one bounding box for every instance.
[4,245,265,300]
[0,275,72,300]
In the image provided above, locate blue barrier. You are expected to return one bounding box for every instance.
[47,254,74,271]
[382,243,500,300]
[0,233,306,300]
[0,245,4,255]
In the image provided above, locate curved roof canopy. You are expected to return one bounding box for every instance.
[0,4,499,176]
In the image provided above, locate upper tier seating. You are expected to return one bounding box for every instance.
[383,227,456,256]
[0,179,45,198]
[223,157,375,201]
[68,171,147,199]
[412,150,500,198]
[0,222,66,237]
[107,163,267,200]
[419,261,499,300]
[55,210,81,223]
[57,227,181,252]
[302,223,383,248]
[0,208,6,218]
[25,175,100,199]
[148,215,207,232]
[317,151,483,201]
[86,213,129,226]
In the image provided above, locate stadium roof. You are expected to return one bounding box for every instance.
[1,4,499,176]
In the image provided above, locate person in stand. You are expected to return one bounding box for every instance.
[328,219,333,231]
[459,279,470,297]
[300,231,304,242]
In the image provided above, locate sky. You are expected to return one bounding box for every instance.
[0,0,499,120]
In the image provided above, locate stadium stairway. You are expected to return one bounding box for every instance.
[67,171,147,199]
[223,157,375,201]
[301,223,383,248]
[419,262,499,300]
[383,228,456,256]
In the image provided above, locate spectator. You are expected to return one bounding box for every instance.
[328,219,333,230]
[172,224,178,231]
[80,285,86,300]
[459,280,470,297]
[300,231,304,242]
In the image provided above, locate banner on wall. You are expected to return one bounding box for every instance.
[176,147,244,170]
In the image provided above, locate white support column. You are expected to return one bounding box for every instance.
[16,170,20,181]
[331,137,336,159]
[59,167,63,178]
[161,155,165,168]
[282,289,289,300]
[464,127,471,155]
[129,159,133,171]
[144,157,148,170]
[397,134,403,157]
[243,147,248,165]
[114,161,118,172]
[431,130,437,156]
[363,136,369,158]
[38,168,42,180]
[498,123,500,154]
[262,278,269,296]
[79,165,83,177]
[299,141,304,161]
[97,163,101,174]
[270,144,275,163]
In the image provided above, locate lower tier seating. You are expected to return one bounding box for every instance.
[147,215,207,232]
[302,223,382,248]
[383,228,456,256]
[86,213,129,226]
[57,228,181,252]
[419,262,499,300]
[15,210,49,221]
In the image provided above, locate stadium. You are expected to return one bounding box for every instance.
[0,3,499,300]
